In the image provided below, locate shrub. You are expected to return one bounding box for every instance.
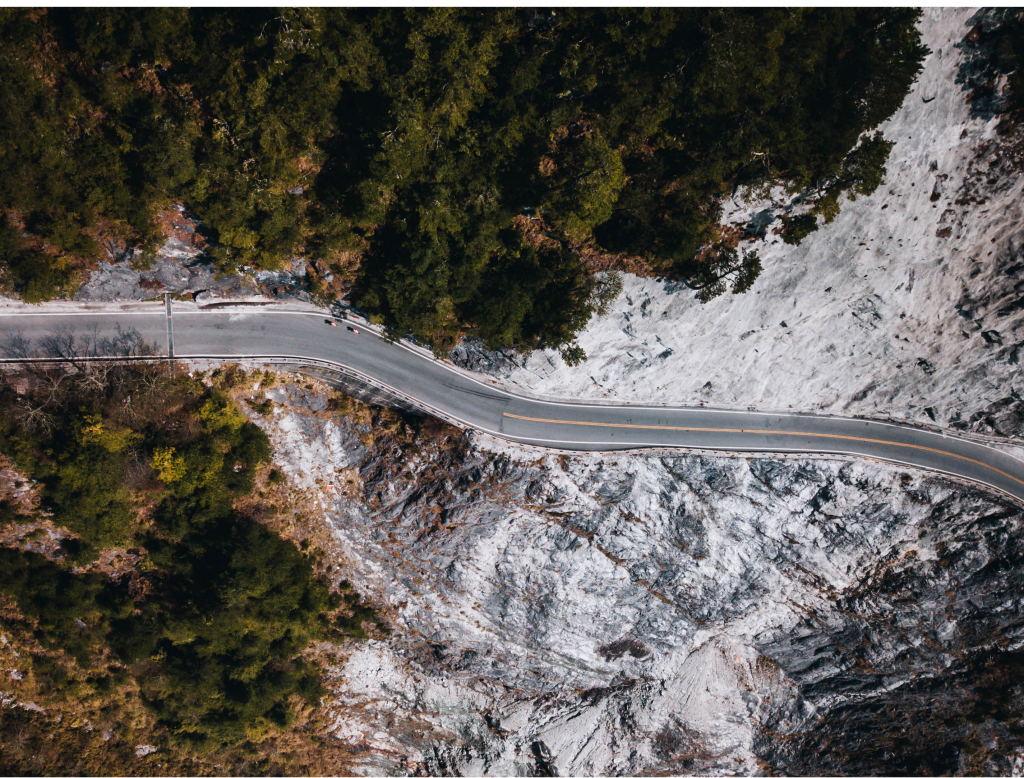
[560,344,587,367]
[780,214,820,246]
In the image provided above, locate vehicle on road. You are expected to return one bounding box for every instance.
[347,326,360,334]
[325,319,337,326]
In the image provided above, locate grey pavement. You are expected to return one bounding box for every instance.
[2,303,1023,504]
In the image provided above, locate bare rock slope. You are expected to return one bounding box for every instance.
[494,9,1024,443]
[252,379,1024,775]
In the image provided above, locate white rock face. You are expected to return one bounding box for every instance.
[495,8,1024,440]
[253,386,1024,775]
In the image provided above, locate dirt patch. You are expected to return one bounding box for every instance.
[0,456,41,516]
[152,207,206,253]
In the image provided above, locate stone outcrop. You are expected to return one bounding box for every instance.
[253,380,1024,775]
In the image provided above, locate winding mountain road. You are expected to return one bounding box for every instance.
[2,300,1023,504]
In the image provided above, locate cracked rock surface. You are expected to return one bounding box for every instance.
[251,380,1024,775]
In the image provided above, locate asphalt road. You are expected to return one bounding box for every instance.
[3,302,1024,504]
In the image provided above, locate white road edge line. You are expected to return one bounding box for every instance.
[1,346,1021,505]
[168,309,1009,447]
[174,351,1024,503]
[494,434,1024,507]
[0,307,1014,452]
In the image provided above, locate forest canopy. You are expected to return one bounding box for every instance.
[0,9,927,349]
[0,357,384,753]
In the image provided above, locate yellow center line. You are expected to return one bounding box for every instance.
[502,412,1024,488]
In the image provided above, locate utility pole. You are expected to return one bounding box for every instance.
[164,292,175,377]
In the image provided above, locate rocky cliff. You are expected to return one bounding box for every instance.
[250,378,1024,775]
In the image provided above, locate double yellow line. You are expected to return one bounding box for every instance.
[502,412,1024,489]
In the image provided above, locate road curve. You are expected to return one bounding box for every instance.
[2,302,1023,504]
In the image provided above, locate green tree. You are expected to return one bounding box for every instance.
[813,132,894,222]
[0,9,928,344]
[780,214,820,246]
[42,422,135,548]
[560,343,587,367]
[152,446,187,483]
[0,370,377,751]
[468,232,596,351]
[690,249,762,302]
[541,131,626,240]
[0,216,77,303]
[0,548,129,664]
[119,519,331,750]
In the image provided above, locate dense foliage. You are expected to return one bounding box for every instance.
[0,9,927,348]
[994,12,1024,130]
[0,362,381,751]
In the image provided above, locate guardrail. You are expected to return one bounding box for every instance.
[178,355,472,432]
[328,307,1024,456]
[3,295,1022,460]
[3,351,1024,505]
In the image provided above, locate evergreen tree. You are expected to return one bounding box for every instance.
[0,9,927,342]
